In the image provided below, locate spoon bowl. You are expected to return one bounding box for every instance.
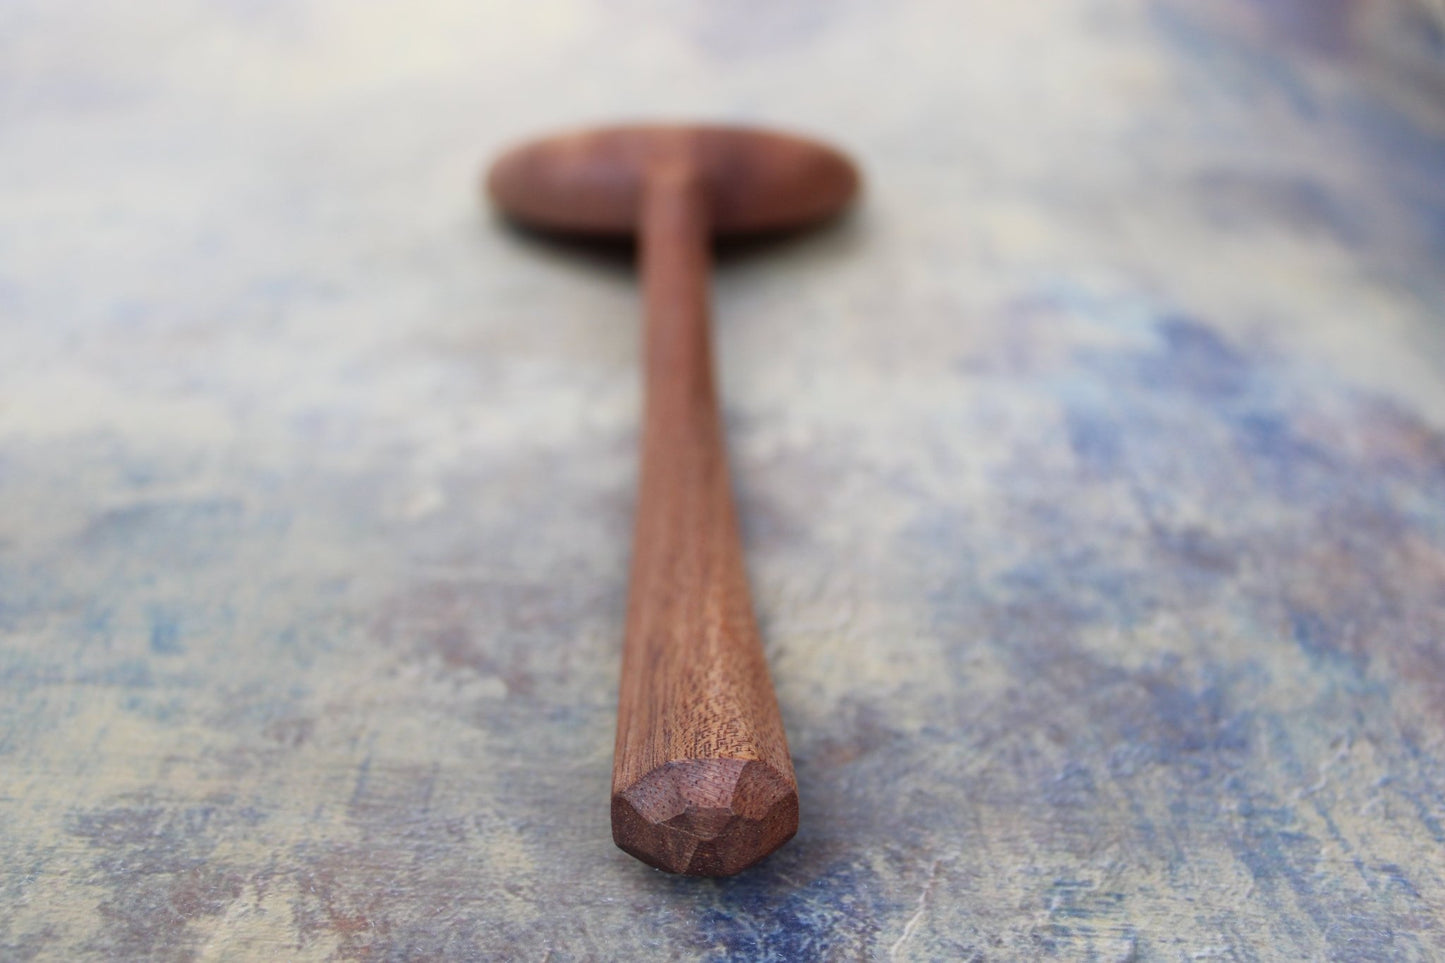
[487,124,859,237]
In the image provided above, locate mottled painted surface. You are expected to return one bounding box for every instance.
[2,0,1445,960]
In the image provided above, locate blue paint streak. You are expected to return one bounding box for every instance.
[148,609,183,655]
[692,860,890,961]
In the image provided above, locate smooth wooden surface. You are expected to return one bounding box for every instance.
[486,126,860,237]
[490,124,858,875]
[611,164,798,876]
[3,0,1445,959]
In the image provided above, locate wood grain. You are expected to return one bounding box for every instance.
[610,164,798,876]
[489,124,856,875]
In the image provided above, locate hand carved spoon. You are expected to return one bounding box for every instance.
[487,125,859,876]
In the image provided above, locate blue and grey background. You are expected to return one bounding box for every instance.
[2,1,1444,959]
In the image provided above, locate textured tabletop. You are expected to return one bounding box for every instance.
[3,1,1445,959]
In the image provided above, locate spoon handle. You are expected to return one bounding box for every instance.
[610,164,799,876]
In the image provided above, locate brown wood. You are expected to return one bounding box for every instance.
[486,125,859,238]
[611,163,798,876]
[488,126,859,875]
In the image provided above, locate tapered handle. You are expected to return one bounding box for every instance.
[610,164,798,876]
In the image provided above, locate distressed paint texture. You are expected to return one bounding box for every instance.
[2,0,1445,960]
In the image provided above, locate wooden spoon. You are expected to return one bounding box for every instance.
[487,125,860,876]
